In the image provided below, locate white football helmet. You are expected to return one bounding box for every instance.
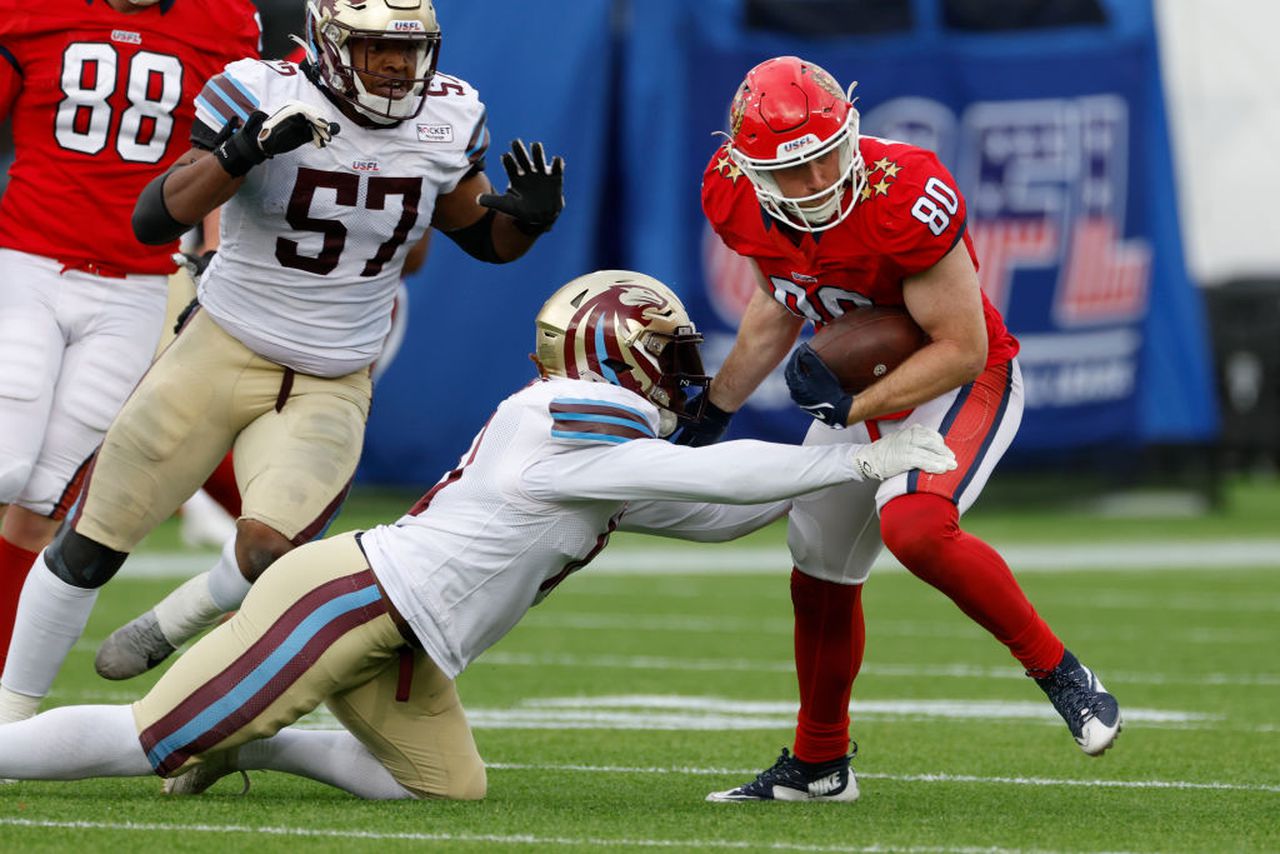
[535,271,710,437]
[304,0,440,124]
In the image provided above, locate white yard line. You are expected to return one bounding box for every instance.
[0,819,1085,853]
[120,539,1280,580]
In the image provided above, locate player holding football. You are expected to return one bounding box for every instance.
[0,0,262,671]
[0,271,957,799]
[0,0,565,723]
[681,56,1122,802]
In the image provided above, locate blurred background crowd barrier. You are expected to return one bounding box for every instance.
[4,0,1276,498]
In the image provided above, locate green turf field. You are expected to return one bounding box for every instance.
[2,478,1278,852]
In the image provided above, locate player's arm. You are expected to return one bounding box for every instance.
[133,102,337,245]
[842,241,988,424]
[617,498,791,542]
[434,139,564,263]
[525,428,954,505]
[709,267,806,412]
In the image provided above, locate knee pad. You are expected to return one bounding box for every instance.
[46,528,128,589]
[0,458,35,504]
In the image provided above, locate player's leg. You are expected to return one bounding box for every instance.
[0,311,245,720]
[323,647,486,800]
[133,533,409,796]
[876,360,1120,755]
[97,364,371,678]
[707,420,879,803]
[0,250,73,668]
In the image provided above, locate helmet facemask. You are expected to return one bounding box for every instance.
[306,0,441,125]
[535,272,711,437]
[731,83,865,233]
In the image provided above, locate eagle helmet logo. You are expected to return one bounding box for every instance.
[534,271,710,437]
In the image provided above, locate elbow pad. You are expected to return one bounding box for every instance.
[132,174,190,246]
[442,208,503,263]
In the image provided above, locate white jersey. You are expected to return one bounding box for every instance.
[359,377,870,679]
[191,60,487,377]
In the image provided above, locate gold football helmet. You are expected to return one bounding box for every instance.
[534,270,710,437]
[304,0,441,123]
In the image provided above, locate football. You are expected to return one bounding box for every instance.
[809,306,929,393]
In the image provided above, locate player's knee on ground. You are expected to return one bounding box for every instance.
[46,527,128,589]
[879,493,960,575]
[233,519,295,582]
[406,759,487,801]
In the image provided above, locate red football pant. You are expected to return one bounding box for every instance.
[0,536,40,671]
[880,492,1063,675]
[791,569,863,763]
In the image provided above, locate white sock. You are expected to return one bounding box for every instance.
[153,572,224,647]
[237,728,413,800]
[0,704,152,779]
[0,686,40,724]
[206,534,251,611]
[0,552,99,700]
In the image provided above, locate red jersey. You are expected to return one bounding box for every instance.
[0,0,260,275]
[702,135,1018,367]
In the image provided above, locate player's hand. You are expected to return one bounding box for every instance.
[214,102,340,177]
[851,424,956,481]
[670,396,734,446]
[171,249,216,280]
[477,139,565,235]
[785,342,853,428]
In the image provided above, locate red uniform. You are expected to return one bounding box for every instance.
[702,135,1019,367]
[0,0,260,275]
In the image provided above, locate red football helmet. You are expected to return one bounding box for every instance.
[726,56,864,232]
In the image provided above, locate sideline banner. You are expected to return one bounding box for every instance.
[622,0,1219,451]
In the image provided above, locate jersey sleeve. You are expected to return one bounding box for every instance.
[190,58,269,148]
[617,498,791,542]
[429,76,489,194]
[873,147,969,278]
[523,437,863,504]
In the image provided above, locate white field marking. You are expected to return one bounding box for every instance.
[482,763,1280,795]
[282,694,1239,737]
[0,819,1064,854]
[118,539,1280,580]
[477,651,1280,688]
[516,612,1274,646]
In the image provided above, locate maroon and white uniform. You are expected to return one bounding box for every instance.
[360,376,878,678]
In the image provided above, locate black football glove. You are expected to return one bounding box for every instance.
[171,249,216,280]
[214,101,339,178]
[785,343,853,428]
[477,139,565,235]
[671,397,735,446]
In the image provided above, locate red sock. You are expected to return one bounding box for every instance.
[0,536,40,671]
[880,493,1063,674]
[200,452,241,519]
[791,568,863,763]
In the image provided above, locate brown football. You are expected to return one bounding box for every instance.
[809,306,929,393]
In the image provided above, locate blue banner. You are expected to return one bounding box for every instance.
[622,0,1219,452]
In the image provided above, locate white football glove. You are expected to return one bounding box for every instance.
[850,424,957,481]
